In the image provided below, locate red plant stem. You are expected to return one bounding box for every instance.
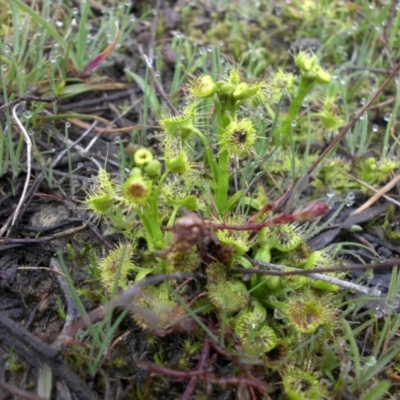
[205,376,268,396]
[137,361,212,379]
[180,337,211,400]
[213,202,329,232]
[138,358,267,397]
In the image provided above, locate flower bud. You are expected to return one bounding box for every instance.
[144,159,162,177]
[232,82,250,100]
[315,65,331,83]
[216,81,236,97]
[134,148,153,167]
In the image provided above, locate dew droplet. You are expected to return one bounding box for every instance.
[372,124,379,132]
[23,110,32,119]
[365,356,376,367]
[268,295,278,303]
[1,64,8,72]
[206,44,214,53]
[326,189,335,198]
[65,122,71,128]
[347,191,355,201]
[386,298,400,311]
[143,54,153,67]
[383,112,392,122]
[291,120,297,127]
[55,20,63,28]
[72,7,79,15]
[374,307,383,318]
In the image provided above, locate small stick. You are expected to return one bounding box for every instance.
[0,94,57,112]
[351,172,400,215]
[11,104,32,227]
[275,61,400,212]
[340,170,400,208]
[232,258,400,298]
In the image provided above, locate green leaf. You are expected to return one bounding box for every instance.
[163,194,198,211]
[360,381,391,400]
[135,267,155,282]
[226,190,243,211]
[125,70,160,111]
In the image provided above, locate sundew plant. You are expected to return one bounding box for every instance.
[82,50,357,398]
[1,0,400,398]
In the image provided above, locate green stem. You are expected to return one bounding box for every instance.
[135,171,170,251]
[192,128,218,184]
[277,78,314,144]
[136,206,164,250]
[213,102,235,216]
[214,149,229,215]
[164,205,181,245]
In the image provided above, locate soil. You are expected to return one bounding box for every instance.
[0,1,399,400]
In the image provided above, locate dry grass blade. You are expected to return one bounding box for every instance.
[351,172,400,215]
